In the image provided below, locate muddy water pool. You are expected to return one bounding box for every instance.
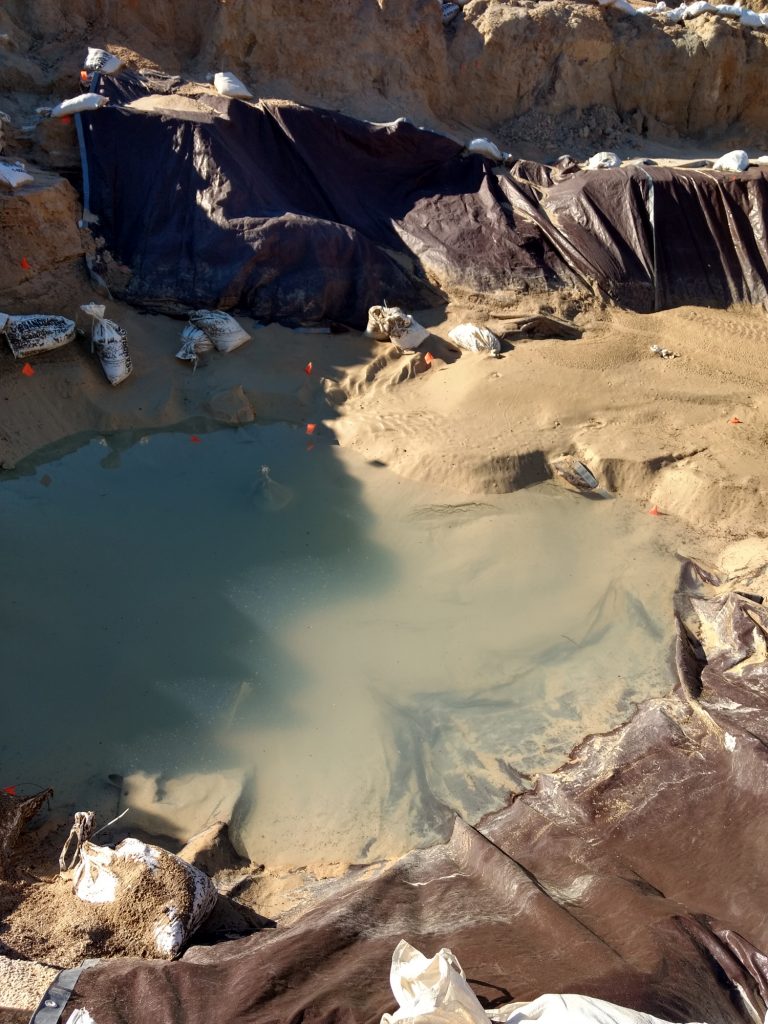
[0,425,684,865]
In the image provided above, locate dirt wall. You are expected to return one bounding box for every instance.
[3,0,768,151]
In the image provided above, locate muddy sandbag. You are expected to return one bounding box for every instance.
[0,313,76,358]
[189,310,250,353]
[81,303,133,385]
[69,835,217,959]
[0,788,52,879]
[448,323,501,355]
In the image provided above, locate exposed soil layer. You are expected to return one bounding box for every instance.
[4,0,768,159]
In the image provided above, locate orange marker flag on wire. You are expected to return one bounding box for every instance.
[729,416,743,425]
[304,361,313,376]
[306,423,317,436]
[190,435,202,443]
[3,786,16,796]
[20,257,31,271]
[648,505,661,516]
[21,363,35,377]
[424,352,434,366]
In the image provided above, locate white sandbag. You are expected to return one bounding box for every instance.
[713,149,749,172]
[80,303,132,386]
[448,323,501,355]
[467,138,503,162]
[739,7,762,23]
[585,151,622,169]
[84,47,124,76]
[176,323,214,367]
[0,160,33,190]
[0,313,76,358]
[756,154,768,165]
[365,306,429,350]
[685,1,715,15]
[213,72,253,99]
[73,837,217,959]
[189,310,250,353]
[50,94,109,118]
[381,940,709,1024]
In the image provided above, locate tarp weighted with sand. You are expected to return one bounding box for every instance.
[79,72,768,326]
[58,561,768,1023]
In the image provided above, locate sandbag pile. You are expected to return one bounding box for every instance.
[188,310,251,354]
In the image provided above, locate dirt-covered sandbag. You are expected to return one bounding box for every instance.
[176,322,214,367]
[70,836,217,959]
[81,303,132,385]
[188,310,250,353]
[0,788,52,879]
[0,313,76,358]
[365,306,428,350]
[448,323,501,355]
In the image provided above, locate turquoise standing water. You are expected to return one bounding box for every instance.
[0,425,682,865]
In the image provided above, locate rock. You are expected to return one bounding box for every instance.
[204,385,256,425]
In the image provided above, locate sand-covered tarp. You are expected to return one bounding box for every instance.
[79,72,768,326]
[55,560,768,1024]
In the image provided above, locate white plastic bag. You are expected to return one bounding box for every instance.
[0,160,33,190]
[189,310,250,353]
[365,306,428,350]
[448,323,501,356]
[467,138,503,162]
[713,149,749,172]
[80,303,132,385]
[380,941,710,1024]
[50,94,109,118]
[213,72,253,99]
[73,837,217,959]
[381,940,486,1024]
[0,313,76,358]
[84,47,124,76]
[176,322,214,367]
[585,151,622,169]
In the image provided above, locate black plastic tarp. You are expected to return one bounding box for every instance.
[80,72,768,326]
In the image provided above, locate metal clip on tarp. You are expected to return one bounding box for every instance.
[28,960,99,1024]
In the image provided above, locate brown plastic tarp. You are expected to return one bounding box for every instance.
[60,562,768,1024]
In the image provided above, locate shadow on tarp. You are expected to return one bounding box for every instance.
[60,561,768,1024]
